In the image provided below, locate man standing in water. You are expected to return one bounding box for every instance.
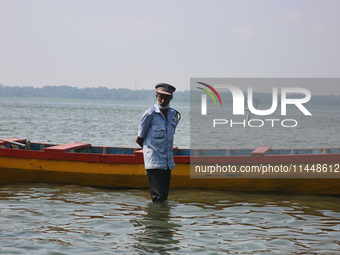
[136,83,179,203]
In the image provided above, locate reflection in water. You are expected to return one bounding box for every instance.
[1,184,340,254]
[133,202,180,254]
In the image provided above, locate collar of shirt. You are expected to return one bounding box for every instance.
[154,103,169,119]
[154,103,161,113]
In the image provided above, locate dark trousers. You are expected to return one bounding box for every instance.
[146,169,171,204]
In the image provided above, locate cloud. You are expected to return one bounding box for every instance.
[235,25,253,41]
[313,22,328,36]
[130,18,148,28]
[283,11,302,24]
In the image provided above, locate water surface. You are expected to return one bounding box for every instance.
[1,97,340,254]
[1,184,340,254]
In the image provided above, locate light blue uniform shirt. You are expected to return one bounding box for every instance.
[138,104,179,170]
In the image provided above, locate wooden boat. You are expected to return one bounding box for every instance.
[0,138,340,196]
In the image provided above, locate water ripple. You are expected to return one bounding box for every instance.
[1,184,340,254]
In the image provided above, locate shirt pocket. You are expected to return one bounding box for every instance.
[170,121,178,135]
[151,125,166,138]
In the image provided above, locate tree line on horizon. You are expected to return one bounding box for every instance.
[0,84,339,106]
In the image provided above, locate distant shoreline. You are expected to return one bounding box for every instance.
[0,84,339,106]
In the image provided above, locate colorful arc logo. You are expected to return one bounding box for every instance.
[196,82,223,106]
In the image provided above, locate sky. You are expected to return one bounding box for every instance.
[1,0,340,95]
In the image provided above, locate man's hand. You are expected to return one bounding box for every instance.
[136,136,144,148]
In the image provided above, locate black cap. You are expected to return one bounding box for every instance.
[155,83,176,95]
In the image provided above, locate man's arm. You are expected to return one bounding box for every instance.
[137,109,152,148]
[136,136,144,148]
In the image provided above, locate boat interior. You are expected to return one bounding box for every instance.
[1,138,339,156]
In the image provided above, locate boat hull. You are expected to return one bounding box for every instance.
[1,156,340,196]
[1,139,340,196]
